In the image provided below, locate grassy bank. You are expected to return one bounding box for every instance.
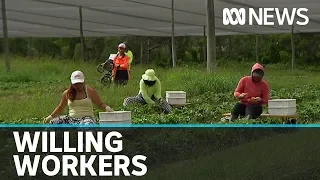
[1,57,320,123]
[126,129,320,180]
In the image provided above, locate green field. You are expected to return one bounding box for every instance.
[1,57,320,124]
[125,129,320,180]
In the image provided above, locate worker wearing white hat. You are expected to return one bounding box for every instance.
[113,43,130,85]
[44,70,114,124]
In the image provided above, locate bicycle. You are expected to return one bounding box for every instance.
[97,58,114,86]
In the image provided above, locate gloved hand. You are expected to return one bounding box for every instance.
[154,98,164,104]
[44,115,53,124]
[159,98,165,103]
[148,102,156,108]
[105,106,114,112]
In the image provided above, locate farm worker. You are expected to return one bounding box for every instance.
[44,70,114,124]
[116,42,133,70]
[113,43,131,85]
[123,41,134,70]
[123,69,172,114]
[230,63,270,120]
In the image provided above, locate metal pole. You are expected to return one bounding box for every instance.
[79,6,85,61]
[206,0,216,72]
[291,25,295,71]
[147,38,150,63]
[1,0,10,72]
[140,37,143,65]
[171,0,176,67]
[203,26,206,62]
[228,36,232,54]
[28,37,32,56]
[256,34,259,62]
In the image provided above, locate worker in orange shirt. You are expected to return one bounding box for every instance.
[112,43,130,85]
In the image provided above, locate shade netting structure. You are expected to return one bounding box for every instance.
[0,0,318,71]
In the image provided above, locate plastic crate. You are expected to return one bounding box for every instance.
[166,97,187,105]
[268,107,297,115]
[99,111,131,121]
[166,91,186,98]
[99,119,131,124]
[268,99,296,108]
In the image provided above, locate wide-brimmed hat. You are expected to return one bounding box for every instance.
[70,70,85,84]
[142,69,157,81]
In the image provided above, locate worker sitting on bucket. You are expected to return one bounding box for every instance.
[230,63,270,121]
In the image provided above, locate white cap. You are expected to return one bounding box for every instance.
[70,70,85,84]
[118,43,126,49]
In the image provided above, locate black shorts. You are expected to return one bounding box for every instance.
[115,70,128,81]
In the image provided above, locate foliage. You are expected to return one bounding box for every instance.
[0,34,320,179]
[3,32,320,67]
[0,58,319,124]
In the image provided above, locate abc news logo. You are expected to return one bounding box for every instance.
[223,8,309,26]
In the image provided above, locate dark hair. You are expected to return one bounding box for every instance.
[67,85,76,101]
[123,42,129,49]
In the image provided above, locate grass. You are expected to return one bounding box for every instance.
[125,129,320,180]
[1,57,320,124]
[1,57,319,179]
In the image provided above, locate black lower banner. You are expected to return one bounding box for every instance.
[0,127,319,179]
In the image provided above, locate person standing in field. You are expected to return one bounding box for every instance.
[113,43,130,85]
[123,41,134,71]
[230,63,270,121]
[44,70,114,124]
[123,69,172,114]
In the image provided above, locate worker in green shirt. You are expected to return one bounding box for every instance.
[123,69,172,114]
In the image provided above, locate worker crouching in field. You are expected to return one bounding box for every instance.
[123,69,172,114]
[44,70,114,124]
[113,43,130,85]
[231,63,270,121]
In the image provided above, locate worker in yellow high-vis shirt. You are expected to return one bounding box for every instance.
[123,42,133,70]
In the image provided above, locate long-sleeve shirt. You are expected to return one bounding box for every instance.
[113,54,129,70]
[116,51,133,63]
[126,50,133,64]
[139,79,161,104]
[234,63,270,105]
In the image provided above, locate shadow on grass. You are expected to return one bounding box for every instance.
[121,129,320,180]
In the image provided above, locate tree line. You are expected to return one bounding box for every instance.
[1,33,319,67]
